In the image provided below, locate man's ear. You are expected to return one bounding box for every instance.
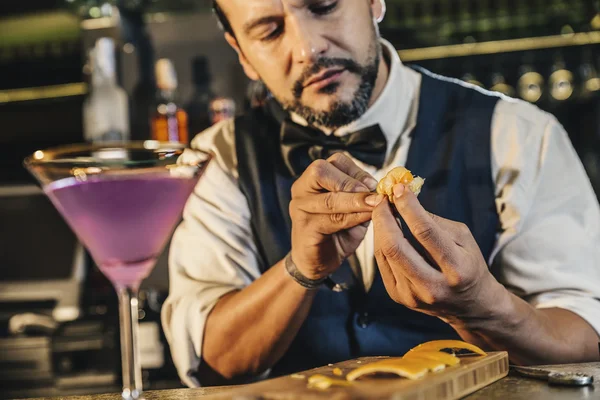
[371,0,386,23]
[225,33,260,81]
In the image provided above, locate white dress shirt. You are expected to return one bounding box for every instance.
[161,39,600,387]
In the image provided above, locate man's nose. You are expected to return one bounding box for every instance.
[290,19,328,64]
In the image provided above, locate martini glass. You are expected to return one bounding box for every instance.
[24,141,212,400]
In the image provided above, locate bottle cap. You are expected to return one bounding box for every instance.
[156,58,178,90]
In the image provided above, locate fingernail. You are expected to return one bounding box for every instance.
[364,177,378,191]
[365,193,384,207]
[393,183,405,199]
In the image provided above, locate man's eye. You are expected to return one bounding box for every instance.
[310,1,337,15]
[261,25,283,42]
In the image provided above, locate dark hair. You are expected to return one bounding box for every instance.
[212,0,235,37]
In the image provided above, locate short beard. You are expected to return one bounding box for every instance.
[281,42,380,130]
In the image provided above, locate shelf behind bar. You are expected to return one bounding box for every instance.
[1,33,600,104]
[398,31,600,62]
[0,83,87,104]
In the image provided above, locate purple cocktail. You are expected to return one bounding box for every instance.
[45,175,197,289]
[24,142,211,400]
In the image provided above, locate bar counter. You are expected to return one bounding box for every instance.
[21,361,599,400]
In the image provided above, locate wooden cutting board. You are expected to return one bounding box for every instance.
[201,351,509,400]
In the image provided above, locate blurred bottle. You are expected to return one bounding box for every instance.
[490,72,515,97]
[421,0,434,27]
[461,72,484,87]
[402,0,417,29]
[209,97,236,125]
[458,0,474,35]
[532,0,547,32]
[476,0,494,42]
[121,5,158,142]
[461,58,484,88]
[496,0,512,40]
[578,49,600,100]
[150,58,189,144]
[185,56,215,136]
[514,0,530,39]
[548,54,574,102]
[83,38,130,143]
[518,64,545,104]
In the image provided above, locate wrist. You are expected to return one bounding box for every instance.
[284,253,327,290]
[289,249,331,281]
[453,277,518,332]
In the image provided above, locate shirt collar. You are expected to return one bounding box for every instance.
[290,38,418,162]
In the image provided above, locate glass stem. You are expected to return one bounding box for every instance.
[117,286,143,400]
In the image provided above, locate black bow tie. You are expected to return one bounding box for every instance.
[280,120,387,177]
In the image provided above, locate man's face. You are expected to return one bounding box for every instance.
[220,0,382,129]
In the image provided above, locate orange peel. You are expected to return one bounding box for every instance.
[345,341,485,383]
[307,374,352,389]
[377,166,425,201]
[346,358,431,381]
[402,350,461,366]
[407,340,487,356]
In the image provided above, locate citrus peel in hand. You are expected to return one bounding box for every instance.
[377,166,425,201]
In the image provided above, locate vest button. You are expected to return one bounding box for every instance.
[357,312,370,328]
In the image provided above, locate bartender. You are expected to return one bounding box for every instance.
[161,0,600,387]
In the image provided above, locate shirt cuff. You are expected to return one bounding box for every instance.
[161,286,236,387]
[530,291,600,337]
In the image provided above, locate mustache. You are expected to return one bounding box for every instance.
[293,57,363,99]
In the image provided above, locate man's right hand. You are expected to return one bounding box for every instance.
[289,153,384,281]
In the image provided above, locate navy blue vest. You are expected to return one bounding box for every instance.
[233,69,501,376]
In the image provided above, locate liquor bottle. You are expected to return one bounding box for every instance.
[458,0,473,35]
[185,56,215,136]
[548,53,574,102]
[490,73,515,97]
[496,0,512,40]
[421,0,434,27]
[209,97,236,125]
[83,38,130,143]
[579,49,600,99]
[121,2,158,142]
[437,0,456,43]
[401,0,417,29]
[461,58,484,88]
[517,65,545,104]
[476,0,494,42]
[150,58,189,144]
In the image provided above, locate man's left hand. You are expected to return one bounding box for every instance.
[372,183,507,324]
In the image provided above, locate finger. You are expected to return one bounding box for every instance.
[292,159,371,197]
[374,249,419,309]
[391,184,461,270]
[374,242,396,290]
[374,249,397,297]
[327,153,378,191]
[372,201,442,284]
[310,212,373,234]
[293,192,384,214]
[427,213,474,248]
